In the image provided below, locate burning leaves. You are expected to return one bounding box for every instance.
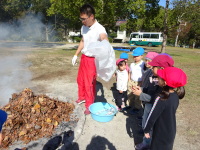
[0,88,75,148]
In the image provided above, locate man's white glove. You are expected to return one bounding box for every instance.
[72,55,78,66]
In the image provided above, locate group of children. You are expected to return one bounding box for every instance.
[114,47,187,150]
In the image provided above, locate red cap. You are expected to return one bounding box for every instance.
[148,55,174,68]
[116,59,125,65]
[157,67,187,88]
[145,52,159,60]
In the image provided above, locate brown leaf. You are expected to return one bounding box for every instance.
[33,103,40,109]
[54,121,58,126]
[46,118,52,123]
[19,130,27,136]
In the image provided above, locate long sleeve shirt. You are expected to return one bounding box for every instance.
[144,92,179,150]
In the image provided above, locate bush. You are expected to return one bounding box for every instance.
[108,37,113,43]
[74,36,81,42]
[109,32,117,38]
[69,36,81,43]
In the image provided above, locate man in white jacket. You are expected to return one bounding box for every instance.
[71,4,108,115]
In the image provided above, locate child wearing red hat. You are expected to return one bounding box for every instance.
[133,53,174,150]
[133,52,159,149]
[120,52,130,72]
[143,67,187,150]
[115,59,128,111]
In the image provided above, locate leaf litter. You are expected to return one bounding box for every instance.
[0,88,76,149]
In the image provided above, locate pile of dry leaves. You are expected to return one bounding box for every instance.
[0,88,75,148]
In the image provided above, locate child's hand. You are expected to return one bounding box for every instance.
[112,73,116,78]
[119,90,123,93]
[132,86,142,96]
[144,133,150,138]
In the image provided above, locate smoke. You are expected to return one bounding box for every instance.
[0,13,55,41]
[0,51,32,106]
[0,13,58,106]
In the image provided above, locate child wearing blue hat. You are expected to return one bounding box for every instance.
[120,52,130,72]
[0,109,7,146]
[127,47,145,114]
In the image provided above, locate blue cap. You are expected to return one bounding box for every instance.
[120,53,129,59]
[159,53,172,58]
[0,110,7,132]
[132,47,145,56]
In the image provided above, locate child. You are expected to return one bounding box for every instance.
[0,109,7,146]
[143,67,187,150]
[120,52,130,72]
[128,47,145,114]
[133,54,174,150]
[115,59,128,111]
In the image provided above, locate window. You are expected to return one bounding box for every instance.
[131,34,139,38]
[143,34,150,38]
[150,34,159,39]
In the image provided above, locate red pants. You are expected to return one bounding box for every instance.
[77,54,96,109]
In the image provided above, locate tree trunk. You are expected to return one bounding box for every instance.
[175,28,180,47]
[45,25,49,42]
[162,34,167,52]
[193,41,196,49]
[161,0,170,53]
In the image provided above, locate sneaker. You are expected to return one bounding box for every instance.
[135,142,150,150]
[76,99,85,104]
[84,108,90,115]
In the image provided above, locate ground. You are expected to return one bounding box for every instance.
[0,42,199,150]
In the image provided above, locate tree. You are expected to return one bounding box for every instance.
[0,0,32,22]
[184,0,200,48]
[47,0,150,35]
[170,0,200,48]
[143,7,165,31]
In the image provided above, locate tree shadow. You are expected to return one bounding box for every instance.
[95,81,107,103]
[86,135,117,150]
[125,108,144,145]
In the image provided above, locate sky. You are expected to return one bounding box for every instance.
[159,0,166,7]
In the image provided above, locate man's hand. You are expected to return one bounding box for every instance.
[72,55,78,66]
[132,86,142,96]
[119,90,123,93]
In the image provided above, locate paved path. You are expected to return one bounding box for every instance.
[73,79,144,150]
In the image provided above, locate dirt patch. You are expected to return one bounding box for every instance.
[32,70,68,81]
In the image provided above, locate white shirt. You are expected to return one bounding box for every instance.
[116,69,128,91]
[81,20,107,56]
[130,60,145,82]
